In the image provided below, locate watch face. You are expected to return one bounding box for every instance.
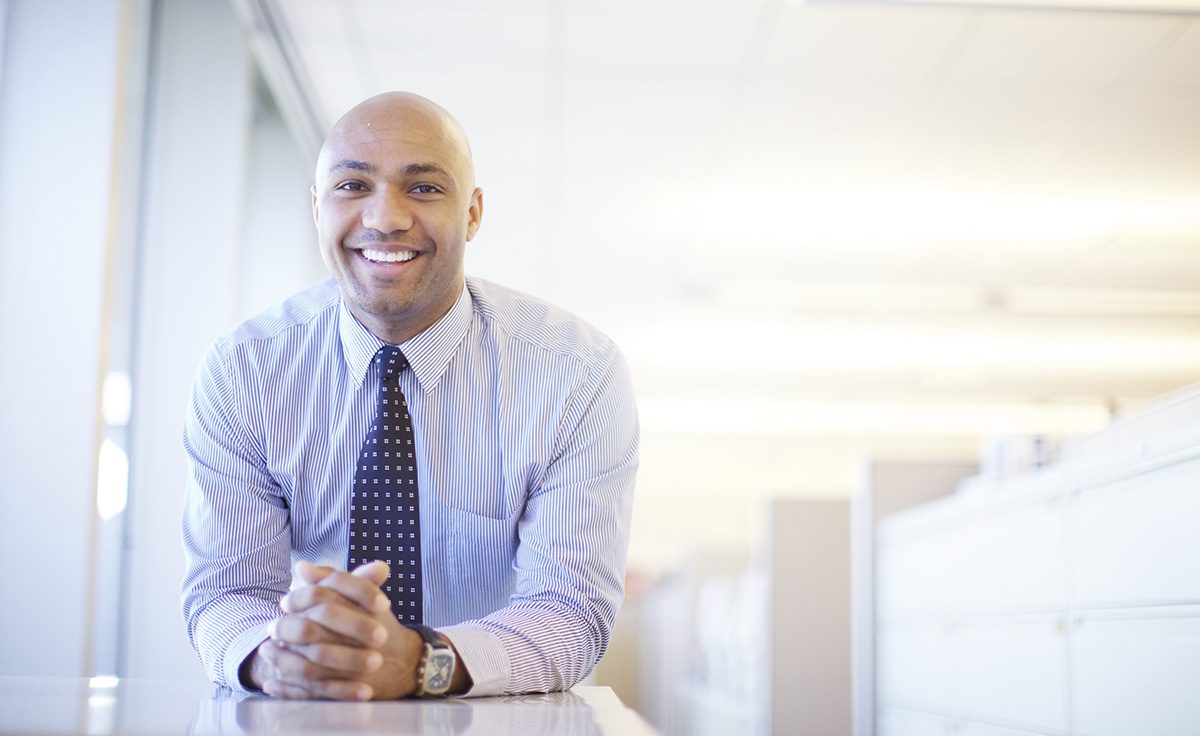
[426,651,456,691]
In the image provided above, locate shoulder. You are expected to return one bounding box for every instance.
[212,278,341,358]
[202,277,343,379]
[465,276,619,363]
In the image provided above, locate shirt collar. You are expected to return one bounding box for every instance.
[338,283,473,394]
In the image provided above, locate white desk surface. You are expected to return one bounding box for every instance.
[0,677,658,736]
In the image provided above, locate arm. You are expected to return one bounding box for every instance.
[442,342,640,695]
[181,343,293,690]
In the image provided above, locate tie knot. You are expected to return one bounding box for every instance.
[375,345,408,382]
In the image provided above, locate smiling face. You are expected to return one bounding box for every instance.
[313,93,483,345]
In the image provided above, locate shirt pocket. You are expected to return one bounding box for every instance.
[445,506,519,614]
[434,448,530,521]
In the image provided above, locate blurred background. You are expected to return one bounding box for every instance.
[1,0,1199,734]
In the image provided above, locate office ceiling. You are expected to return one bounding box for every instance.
[254,0,1200,553]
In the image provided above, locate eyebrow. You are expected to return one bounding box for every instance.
[326,160,454,180]
[401,162,454,179]
[327,159,374,175]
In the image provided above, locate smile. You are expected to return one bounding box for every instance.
[361,249,417,263]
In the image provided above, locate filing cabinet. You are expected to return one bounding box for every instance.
[875,387,1200,736]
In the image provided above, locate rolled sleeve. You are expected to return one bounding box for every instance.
[181,342,290,688]
[438,625,510,696]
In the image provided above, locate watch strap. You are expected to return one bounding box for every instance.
[407,624,444,648]
[407,624,455,697]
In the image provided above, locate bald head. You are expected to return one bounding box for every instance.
[317,92,476,191]
[311,91,484,344]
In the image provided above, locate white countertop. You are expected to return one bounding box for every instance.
[0,677,658,736]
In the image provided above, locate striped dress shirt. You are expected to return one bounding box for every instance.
[181,276,639,696]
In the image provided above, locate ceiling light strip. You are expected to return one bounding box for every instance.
[806,0,1200,15]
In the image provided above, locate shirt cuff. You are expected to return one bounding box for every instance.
[223,623,271,693]
[438,624,509,697]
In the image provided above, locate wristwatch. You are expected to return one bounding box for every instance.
[407,624,457,697]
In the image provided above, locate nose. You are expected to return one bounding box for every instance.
[361,186,413,234]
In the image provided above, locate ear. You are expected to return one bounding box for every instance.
[465,187,484,241]
[311,185,320,227]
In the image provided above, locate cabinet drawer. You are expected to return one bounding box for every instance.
[1074,613,1200,736]
[956,618,1068,732]
[1073,458,1200,606]
[876,621,954,709]
[877,530,963,619]
[953,500,1066,614]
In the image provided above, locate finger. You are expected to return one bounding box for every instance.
[276,601,388,647]
[270,614,369,648]
[260,640,327,683]
[279,586,391,640]
[263,677,373,702]
[295,560,337,586]
[261,678,319,700]
[260,639,357,683]
[281,584,360,615]
[271,624,384,672]
[351,560,390,588]
[293,642,384,676]
[314,569,391,614]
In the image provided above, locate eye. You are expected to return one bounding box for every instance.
[336,181,368,192]
[411,184,442,195]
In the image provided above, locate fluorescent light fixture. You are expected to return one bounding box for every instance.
[621,320,1200,372]
[805,0,1200,12]
[96,440,129,521]
[1008,287,1200,316]
[89,676,119,689]
[667,185,1200,247]
[640,397,1109,436]
[619,312,1200,369]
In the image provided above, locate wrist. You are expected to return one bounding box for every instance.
[449,656,471,695]
[239,644,268,691]
[407,625,468,697]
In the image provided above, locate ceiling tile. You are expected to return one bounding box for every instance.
[1082,82,1200,135]
[569,0,768,12]
[948,11,1184,84]
[759,4,974,84]
[564,7,761,79]
[357,7,551,75]
[1138,18,1200,85]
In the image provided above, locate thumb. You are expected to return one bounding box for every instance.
[294,560,336,586]
[351,560,391,588]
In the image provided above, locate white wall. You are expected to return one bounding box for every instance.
[238,86,325,318]
[0,0,125,677]
[121,0,317,680]
[122,0,253,680]
[0,0,319,680]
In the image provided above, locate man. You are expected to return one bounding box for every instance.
[181,92,639,700]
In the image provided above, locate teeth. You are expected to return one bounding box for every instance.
[362,249,416,263]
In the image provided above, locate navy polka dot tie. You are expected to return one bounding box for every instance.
[348,345,422,624]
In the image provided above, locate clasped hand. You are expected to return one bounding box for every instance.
[247,560,423,701]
